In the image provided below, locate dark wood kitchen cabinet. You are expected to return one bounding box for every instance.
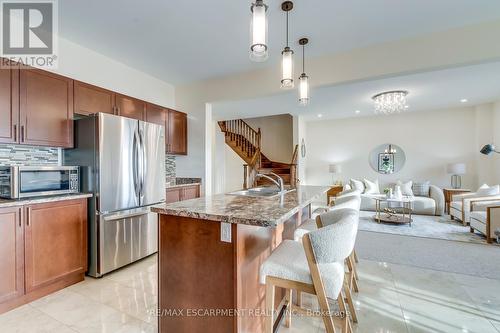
[168,109,187,155]
[19,69,74,147]
[116,94,146,120]
[145,103,167,126]
[0,65,19,144]
[74,81,115,116]
[0,198,88,314]
[24,199,87,293]
[166,184,200,203]
[0,207,24,304]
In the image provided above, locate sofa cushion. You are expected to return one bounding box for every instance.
[397,180,413,196]
[410,196,436,216]
[413,181,430,197]
[364,179,380,194]
[350,179,365,193]
[470,211,487,235]
[477,184,500,196]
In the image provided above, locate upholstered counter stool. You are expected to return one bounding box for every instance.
[260,215,359,333]
[294,208,360,323]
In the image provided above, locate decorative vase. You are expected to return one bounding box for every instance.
[394,185,403,200]
[388,188,393,199]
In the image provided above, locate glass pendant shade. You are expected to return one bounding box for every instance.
[299,73,309,105]
[281,47,294,88]
[250,1,268,62]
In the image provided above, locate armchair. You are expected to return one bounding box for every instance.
[450,191,500,225]
[470,201,500,243]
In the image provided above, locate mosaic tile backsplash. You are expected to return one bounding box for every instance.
[0,144,60,166]
[166,154,176,183]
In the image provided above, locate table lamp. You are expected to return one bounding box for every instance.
[446,163,466,189]
[329,164,342,185]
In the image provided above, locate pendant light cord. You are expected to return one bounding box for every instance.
[302,44,305,73]
[286,11,289,47]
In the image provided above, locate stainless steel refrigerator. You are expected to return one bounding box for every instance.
[64,113,165,277]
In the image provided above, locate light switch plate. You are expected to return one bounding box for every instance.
[221,222,231,243]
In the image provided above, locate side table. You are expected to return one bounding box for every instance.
[443,188,471,214]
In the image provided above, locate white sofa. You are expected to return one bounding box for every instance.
[450,185,500,225]
[342,182,444,216]
[470,201,500,243]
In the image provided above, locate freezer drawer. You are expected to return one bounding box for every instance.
[98,207,158,276]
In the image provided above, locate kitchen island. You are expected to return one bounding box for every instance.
[151,185,329,333]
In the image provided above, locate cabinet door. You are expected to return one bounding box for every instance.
[145,103,167,126]
[0,207,24,303]
[19,69,74,147]
[167,109,187,155]
[74,81,115,116]
[182,185,200,200]
[166,188,182,203]
[0,65,19,143]
[116,94,145,120]
[24,199,87,293]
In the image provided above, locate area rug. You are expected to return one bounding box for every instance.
[358,210,500,247]
[356,231,500,279]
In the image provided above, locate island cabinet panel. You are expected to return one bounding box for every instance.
[19,69,74,148]
[167,109,187,155]
[24,199,87,293]
[116,94,145,120]
[74,81,115,116]
[0,66,19,144]
[0,207,24,304]
[158,206,309,333]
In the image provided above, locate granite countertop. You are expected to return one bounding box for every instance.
[166,177,202,189]
[0,193,93,208]
[152,185,329,227]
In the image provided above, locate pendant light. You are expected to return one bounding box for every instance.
[298,38,309,105]
[280,1,294,88]
[250,0,268,62]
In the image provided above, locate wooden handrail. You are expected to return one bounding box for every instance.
[290,144,298,165]
[218,119,261,152]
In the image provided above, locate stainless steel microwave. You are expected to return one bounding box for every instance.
[0,166,79,199]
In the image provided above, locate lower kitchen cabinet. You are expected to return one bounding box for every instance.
[0,207,24,304]
[0,198,88,314]
[166,184,201,203]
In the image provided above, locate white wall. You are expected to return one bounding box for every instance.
[47,37,175,108]
[304,106,499,190]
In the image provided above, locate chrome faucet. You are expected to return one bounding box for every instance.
[256,172,285,193]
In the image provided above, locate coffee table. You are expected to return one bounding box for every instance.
[373,197,414,226]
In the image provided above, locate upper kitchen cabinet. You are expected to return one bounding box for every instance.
[0,65,19,144]
[19,69,74,148]
[167,109,187,155]
[74,81,115,116]
[145,103,167,126]
[115,94,145,121]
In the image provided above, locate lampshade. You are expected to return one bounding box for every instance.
[446,163,466,175]
[329,164,342,174]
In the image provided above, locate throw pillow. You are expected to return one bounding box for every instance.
[350,179,365,193]
[397,180,414,196]
[413,181,430,197]
[363,179,380,194]
[477,184,500,196]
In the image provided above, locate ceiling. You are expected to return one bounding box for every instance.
[211,61,500,121]
[59,0,500,84]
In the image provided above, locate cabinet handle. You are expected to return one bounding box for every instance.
[20,125,25,142]
[26,207,31,226]
[13,124,17,141]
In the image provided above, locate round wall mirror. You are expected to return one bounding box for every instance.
[369,143,406,174]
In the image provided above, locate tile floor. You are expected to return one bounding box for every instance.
[0,255,499,333]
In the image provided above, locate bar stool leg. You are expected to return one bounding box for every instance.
[343,282,358,323]
[265,279,275,333]
[353,249,359,263]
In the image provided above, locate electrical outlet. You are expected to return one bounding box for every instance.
[221,222,231,243]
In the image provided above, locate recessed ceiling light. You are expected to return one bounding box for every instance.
[404,105,409,109]
[355,110,361,114]
[460,99,468,103]
[317,114,322,118]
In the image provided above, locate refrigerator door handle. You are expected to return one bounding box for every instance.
[138,129,146,202]
[132,130,140,201]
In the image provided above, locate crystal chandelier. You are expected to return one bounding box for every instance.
[372,90,409,115]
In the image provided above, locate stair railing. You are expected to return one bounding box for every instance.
[290,144,299,188]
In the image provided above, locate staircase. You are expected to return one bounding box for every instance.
[218,119,298,189]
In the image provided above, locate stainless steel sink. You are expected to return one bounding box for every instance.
[229,187,296,198]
